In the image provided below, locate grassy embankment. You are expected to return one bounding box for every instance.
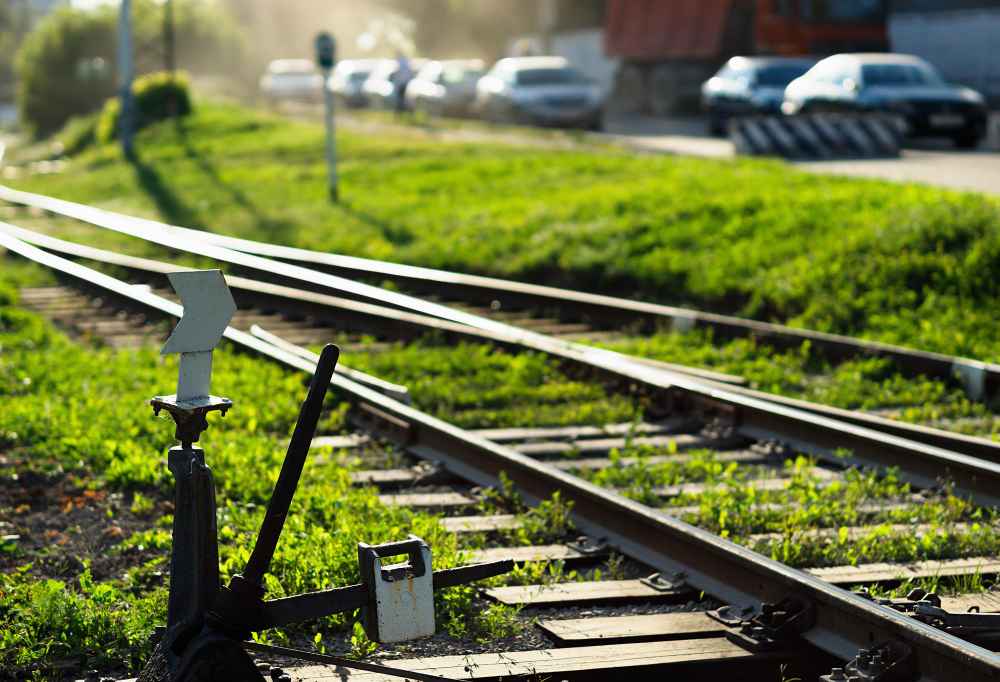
[8,100,1000,361]
[3,101,1000,673]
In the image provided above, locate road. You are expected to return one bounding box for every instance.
[604,113,1000,196]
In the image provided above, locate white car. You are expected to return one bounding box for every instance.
[475,56,604,130]
[328,59,385,108]
[259,59,323,105]
[405,59,485,117]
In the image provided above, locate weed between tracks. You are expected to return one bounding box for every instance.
[0,274,589,677]
[578,447,997,568]
[4,263,1000,675]
[5,99,1000,672]
[8,100,1000,362]
[603,330,996,436]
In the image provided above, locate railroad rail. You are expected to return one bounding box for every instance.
[4,215,1000,512]
[9,220,1000,462]
[5,228,1000,680]
[3,184,993,403]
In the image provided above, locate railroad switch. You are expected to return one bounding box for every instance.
[856,588,1000,649]
[640,570,689,593]
[567,535,610,556]
[351,402,414,444]
[819,641,916,682]
[706,603,761,626]
[721,596,816,652]
[139,271,512,682]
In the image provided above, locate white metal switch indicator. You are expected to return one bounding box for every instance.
[160,270,237,402]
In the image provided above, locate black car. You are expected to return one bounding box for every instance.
[783,53,989,148]
[701,56,816,135]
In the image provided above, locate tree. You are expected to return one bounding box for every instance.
[0,2,19,102]
[16,0,244,137]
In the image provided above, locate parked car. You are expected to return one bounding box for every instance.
[405,59,486,117]
[328,59,384,108]
[475,57,605,130]
[362,58,426,111]
[701,56,816,135]
[259,59,323,105]
[783,53,988,148]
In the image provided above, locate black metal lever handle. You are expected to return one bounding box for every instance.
[242,344,339,586]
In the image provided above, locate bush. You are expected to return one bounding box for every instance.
[96,71,192,143]
[15,6,118,137]
[57,112,100,155]
[15,1,242,138]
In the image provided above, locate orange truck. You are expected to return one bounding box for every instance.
[603,0,888,114]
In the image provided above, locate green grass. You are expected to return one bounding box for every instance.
[6,99,1000,362]
[0,266,601,677]
[6,99,1000,673]
[601,330,992,432]
[576,445,995,569]
[341,340,637,428]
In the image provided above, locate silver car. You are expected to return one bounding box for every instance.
[405,59,485,117]
[475,57,605,130]
[328,59,384,108]
[259,59,323,105]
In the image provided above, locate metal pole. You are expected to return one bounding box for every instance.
[163,0,177,118]
[117,0,135,158]
[164,0,175,75]
[322,67,338,201]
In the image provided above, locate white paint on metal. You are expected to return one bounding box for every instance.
[671,315,696,334]
[761,117,800,157]
[372,544,435,643]
[863,118,899,156]
[787,117,831,159]
[161,269,236,401]
[811,115,846,151]
[177,351,212,401]
[954,359,987,403]
[741,120,775,155]
[839,118,875,156]
[161,270,236,355]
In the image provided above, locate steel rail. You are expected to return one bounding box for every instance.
[0,221,742,386]
[8,221,1000,468]
[3,202,1000,508]
[3,230,999,681]
[3,183,990,401]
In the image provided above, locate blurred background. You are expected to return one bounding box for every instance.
[2,1,999,149]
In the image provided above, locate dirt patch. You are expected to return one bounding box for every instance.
[0,453,168,583]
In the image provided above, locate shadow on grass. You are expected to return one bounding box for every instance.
[174,120,295,242]
[127,150,201,228]
[337,200,414,246]
[127,119,296,242]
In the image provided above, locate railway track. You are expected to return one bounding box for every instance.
[4,204,1000,679]
[4,184,996,407]
[4,183,1000,447]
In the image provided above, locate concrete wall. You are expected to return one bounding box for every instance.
[889,9,1000,103]
[507,28,620,95]
[551,29,620,95]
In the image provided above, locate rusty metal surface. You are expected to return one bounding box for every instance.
[603,0,732,59]
[4,231,1000,681]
